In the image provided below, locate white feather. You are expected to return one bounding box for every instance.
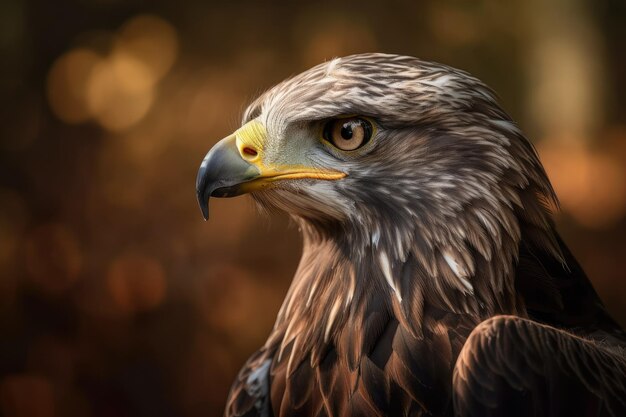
[379,251,402,302]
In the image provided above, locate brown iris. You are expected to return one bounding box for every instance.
[323,117,373,151]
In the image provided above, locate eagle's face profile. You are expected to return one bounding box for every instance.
[199,55,552,233]
[197,53,559,316]
[196,54,626,417]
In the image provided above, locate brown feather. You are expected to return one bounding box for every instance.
[217,54,626,417]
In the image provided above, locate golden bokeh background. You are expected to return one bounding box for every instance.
[1,0,625,416]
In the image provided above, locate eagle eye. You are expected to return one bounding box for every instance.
[322,117,373,151]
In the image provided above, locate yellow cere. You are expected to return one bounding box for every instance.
[233,118,347,184]
[235,120,267,160]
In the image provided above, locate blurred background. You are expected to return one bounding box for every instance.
[1,0,625,416]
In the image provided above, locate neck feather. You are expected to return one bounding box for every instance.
[265,193,561,374]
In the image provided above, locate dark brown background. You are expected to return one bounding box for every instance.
[1,1,625,416]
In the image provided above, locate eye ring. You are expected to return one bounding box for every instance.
[322,117,373,151]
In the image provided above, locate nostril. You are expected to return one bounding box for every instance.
[242,147,258,157]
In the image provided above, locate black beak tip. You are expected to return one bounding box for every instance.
[196,168,210,221]
[196,134,259,221]
[196,189,210,220]
[199,199,209,221]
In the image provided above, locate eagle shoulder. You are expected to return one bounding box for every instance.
[225,350,272,417]
[453,315,626,417]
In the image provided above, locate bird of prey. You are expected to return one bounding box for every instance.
[196,53,626,417]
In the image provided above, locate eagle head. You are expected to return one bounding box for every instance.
[196,53,562,341]
[198,53,557,256]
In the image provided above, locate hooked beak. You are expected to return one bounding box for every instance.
[195,135,260,220]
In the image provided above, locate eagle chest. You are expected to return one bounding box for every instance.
[266,315,474,417]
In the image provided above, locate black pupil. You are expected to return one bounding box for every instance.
[340,122,354,140]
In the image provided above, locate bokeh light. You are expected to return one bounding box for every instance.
[106,253,167,313]
[46,14,178,132]
[116,15,178,82]
[46,49,102,124]
[24,223,82,296]
[86,53,155,131]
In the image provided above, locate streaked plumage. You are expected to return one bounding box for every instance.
[196,53,626,417]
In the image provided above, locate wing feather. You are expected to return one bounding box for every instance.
[226,350,273,417]
[453,315,626,417]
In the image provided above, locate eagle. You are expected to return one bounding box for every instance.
[196,53,626,417]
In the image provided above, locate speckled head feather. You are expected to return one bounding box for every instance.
[203,54,626,417]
